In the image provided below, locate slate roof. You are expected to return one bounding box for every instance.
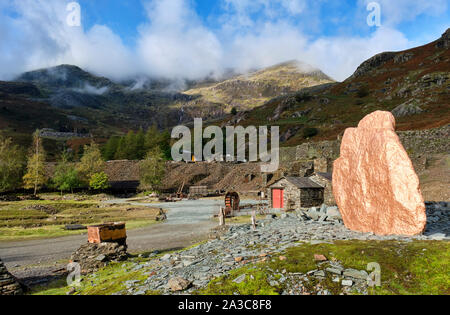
[270,176,323,189]
[315,172,332,181]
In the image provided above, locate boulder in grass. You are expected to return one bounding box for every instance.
[168,277,191,292]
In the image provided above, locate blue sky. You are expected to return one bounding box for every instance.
[0,0,449,81]
[78,0,449,45]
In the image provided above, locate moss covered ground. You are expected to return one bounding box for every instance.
[31,240,449,295]
[198,240,449,295]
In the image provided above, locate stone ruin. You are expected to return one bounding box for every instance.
[70,242,128,274]
[0,258,23,295]
[332,111,427,236]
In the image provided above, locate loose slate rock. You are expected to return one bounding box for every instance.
[332,111,426,236]
[326,267,343,275]
[342,280,353,287]
[233,274,246,284]
[343,269,368,280]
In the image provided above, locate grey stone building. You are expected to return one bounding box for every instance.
[267,176,324,211]
[309,172,336,206]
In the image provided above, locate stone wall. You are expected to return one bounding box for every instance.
[309,174,336,206]
[295,140,341,160]
[279,147,297,164]
[279,125,449,174]
[300,188,324,208]
[288,160,315,177]
[0,258,23,295]
[313,158,333,173]
[398,125,450,157]
[285,125,448,160]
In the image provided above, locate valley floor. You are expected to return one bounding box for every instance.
[30,203,450,295]
[2,194,448,295]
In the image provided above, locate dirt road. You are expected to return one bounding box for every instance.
[0,198,264,285]
[0,221,216,268]
[0,199,228,269]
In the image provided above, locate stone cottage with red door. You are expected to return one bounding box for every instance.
[267,176,324,211]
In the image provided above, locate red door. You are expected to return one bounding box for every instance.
[272,189,284,209]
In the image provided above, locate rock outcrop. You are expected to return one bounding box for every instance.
[391,100,423,118]
[435,28,450,49]
[350,52,396,78]
[0,258,23,295]
[332,111,427,236]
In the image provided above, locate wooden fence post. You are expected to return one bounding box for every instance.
[251,210,256,230]
[219,207,225,226]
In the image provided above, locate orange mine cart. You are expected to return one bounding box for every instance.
[88,222,127,246]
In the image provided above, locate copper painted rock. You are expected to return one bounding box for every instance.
[332,111,426,236]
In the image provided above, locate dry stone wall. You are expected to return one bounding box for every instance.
[0,258,23,295]
[309,174,336,206]
[279,125,449,174]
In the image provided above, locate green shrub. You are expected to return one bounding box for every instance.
[53,167,82,193]
[89,172,110,191]
[139,147,166,191]
[0,136,25,192]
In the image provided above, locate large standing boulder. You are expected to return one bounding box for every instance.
[332,111,426,236]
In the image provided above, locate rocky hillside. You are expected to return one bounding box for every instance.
[14,65,188,131]
[0,61,334,153]
[1,29,448,154]
[17,64,115,92]
[0,81,77,149]
[231,28,450,146]
[172,61,334,120]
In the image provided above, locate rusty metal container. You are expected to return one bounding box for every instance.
[88,222,127,245]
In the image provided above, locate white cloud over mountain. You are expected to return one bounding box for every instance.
[0,0,446,81]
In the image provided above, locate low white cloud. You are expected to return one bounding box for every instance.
[304,27,412,81]
[0,0,444,83]
[223,23,412,81]
[136,0,223,80]
[0,0,136,80]
[73,83,109,95]
[224,22,309,73]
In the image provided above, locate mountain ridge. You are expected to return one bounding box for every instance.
[0,28,448,152]
[229,28,450,146]
[172,60,335,120]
